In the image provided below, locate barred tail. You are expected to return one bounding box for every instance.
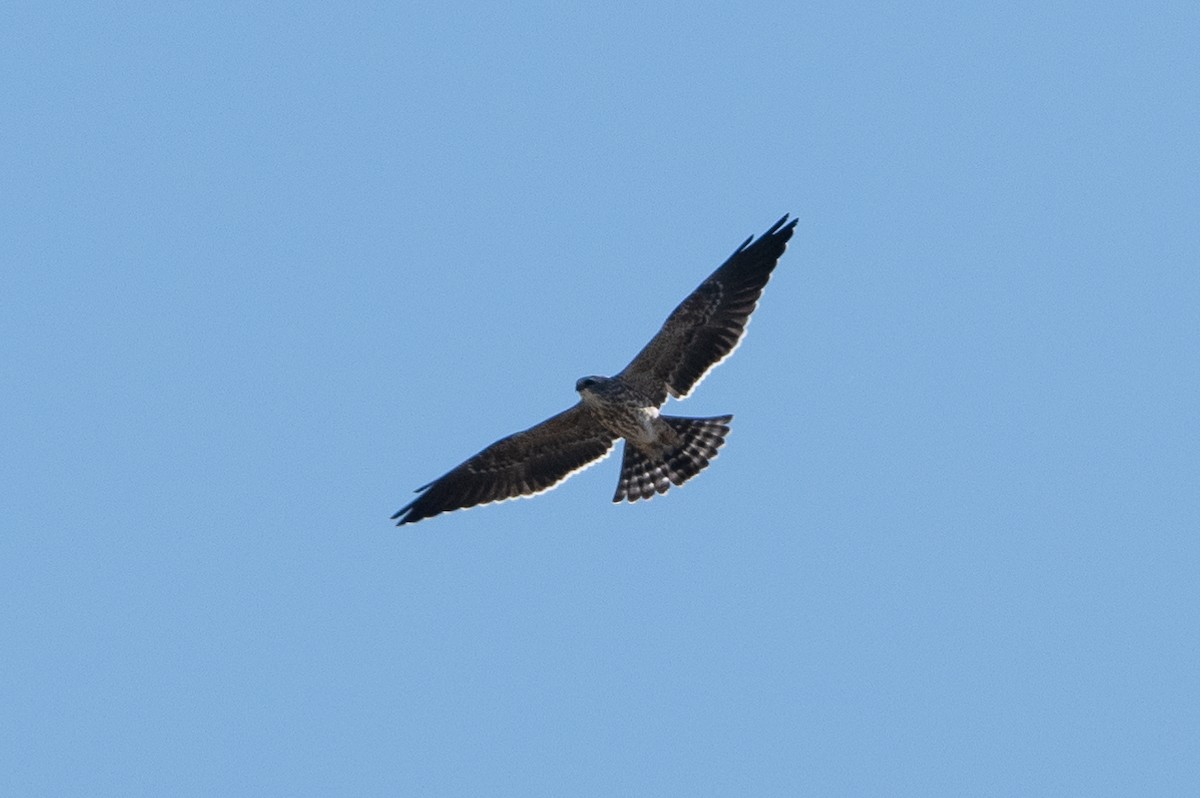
[613,414,733,503]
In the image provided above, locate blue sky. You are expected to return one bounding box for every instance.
[3,2,1198,795]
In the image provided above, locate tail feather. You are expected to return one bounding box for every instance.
[613,415,733,503]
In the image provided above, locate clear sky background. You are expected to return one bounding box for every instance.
[3,2,1198,795]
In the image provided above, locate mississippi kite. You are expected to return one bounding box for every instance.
[392,214,798,525]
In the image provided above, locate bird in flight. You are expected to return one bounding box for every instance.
[392,214,798,525]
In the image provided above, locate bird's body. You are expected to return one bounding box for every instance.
[576,376,661,446]
[392,214,798,525]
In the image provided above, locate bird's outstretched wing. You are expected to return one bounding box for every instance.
[618,214,797,406]
[392,403,617,525]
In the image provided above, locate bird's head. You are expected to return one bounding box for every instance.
[575,376,604,394]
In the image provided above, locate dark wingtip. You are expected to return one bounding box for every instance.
[765,214,797,250]
[390,478,436,525]
[391,496,419,524]
[730,214,794,257]
[769,213,796,236]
